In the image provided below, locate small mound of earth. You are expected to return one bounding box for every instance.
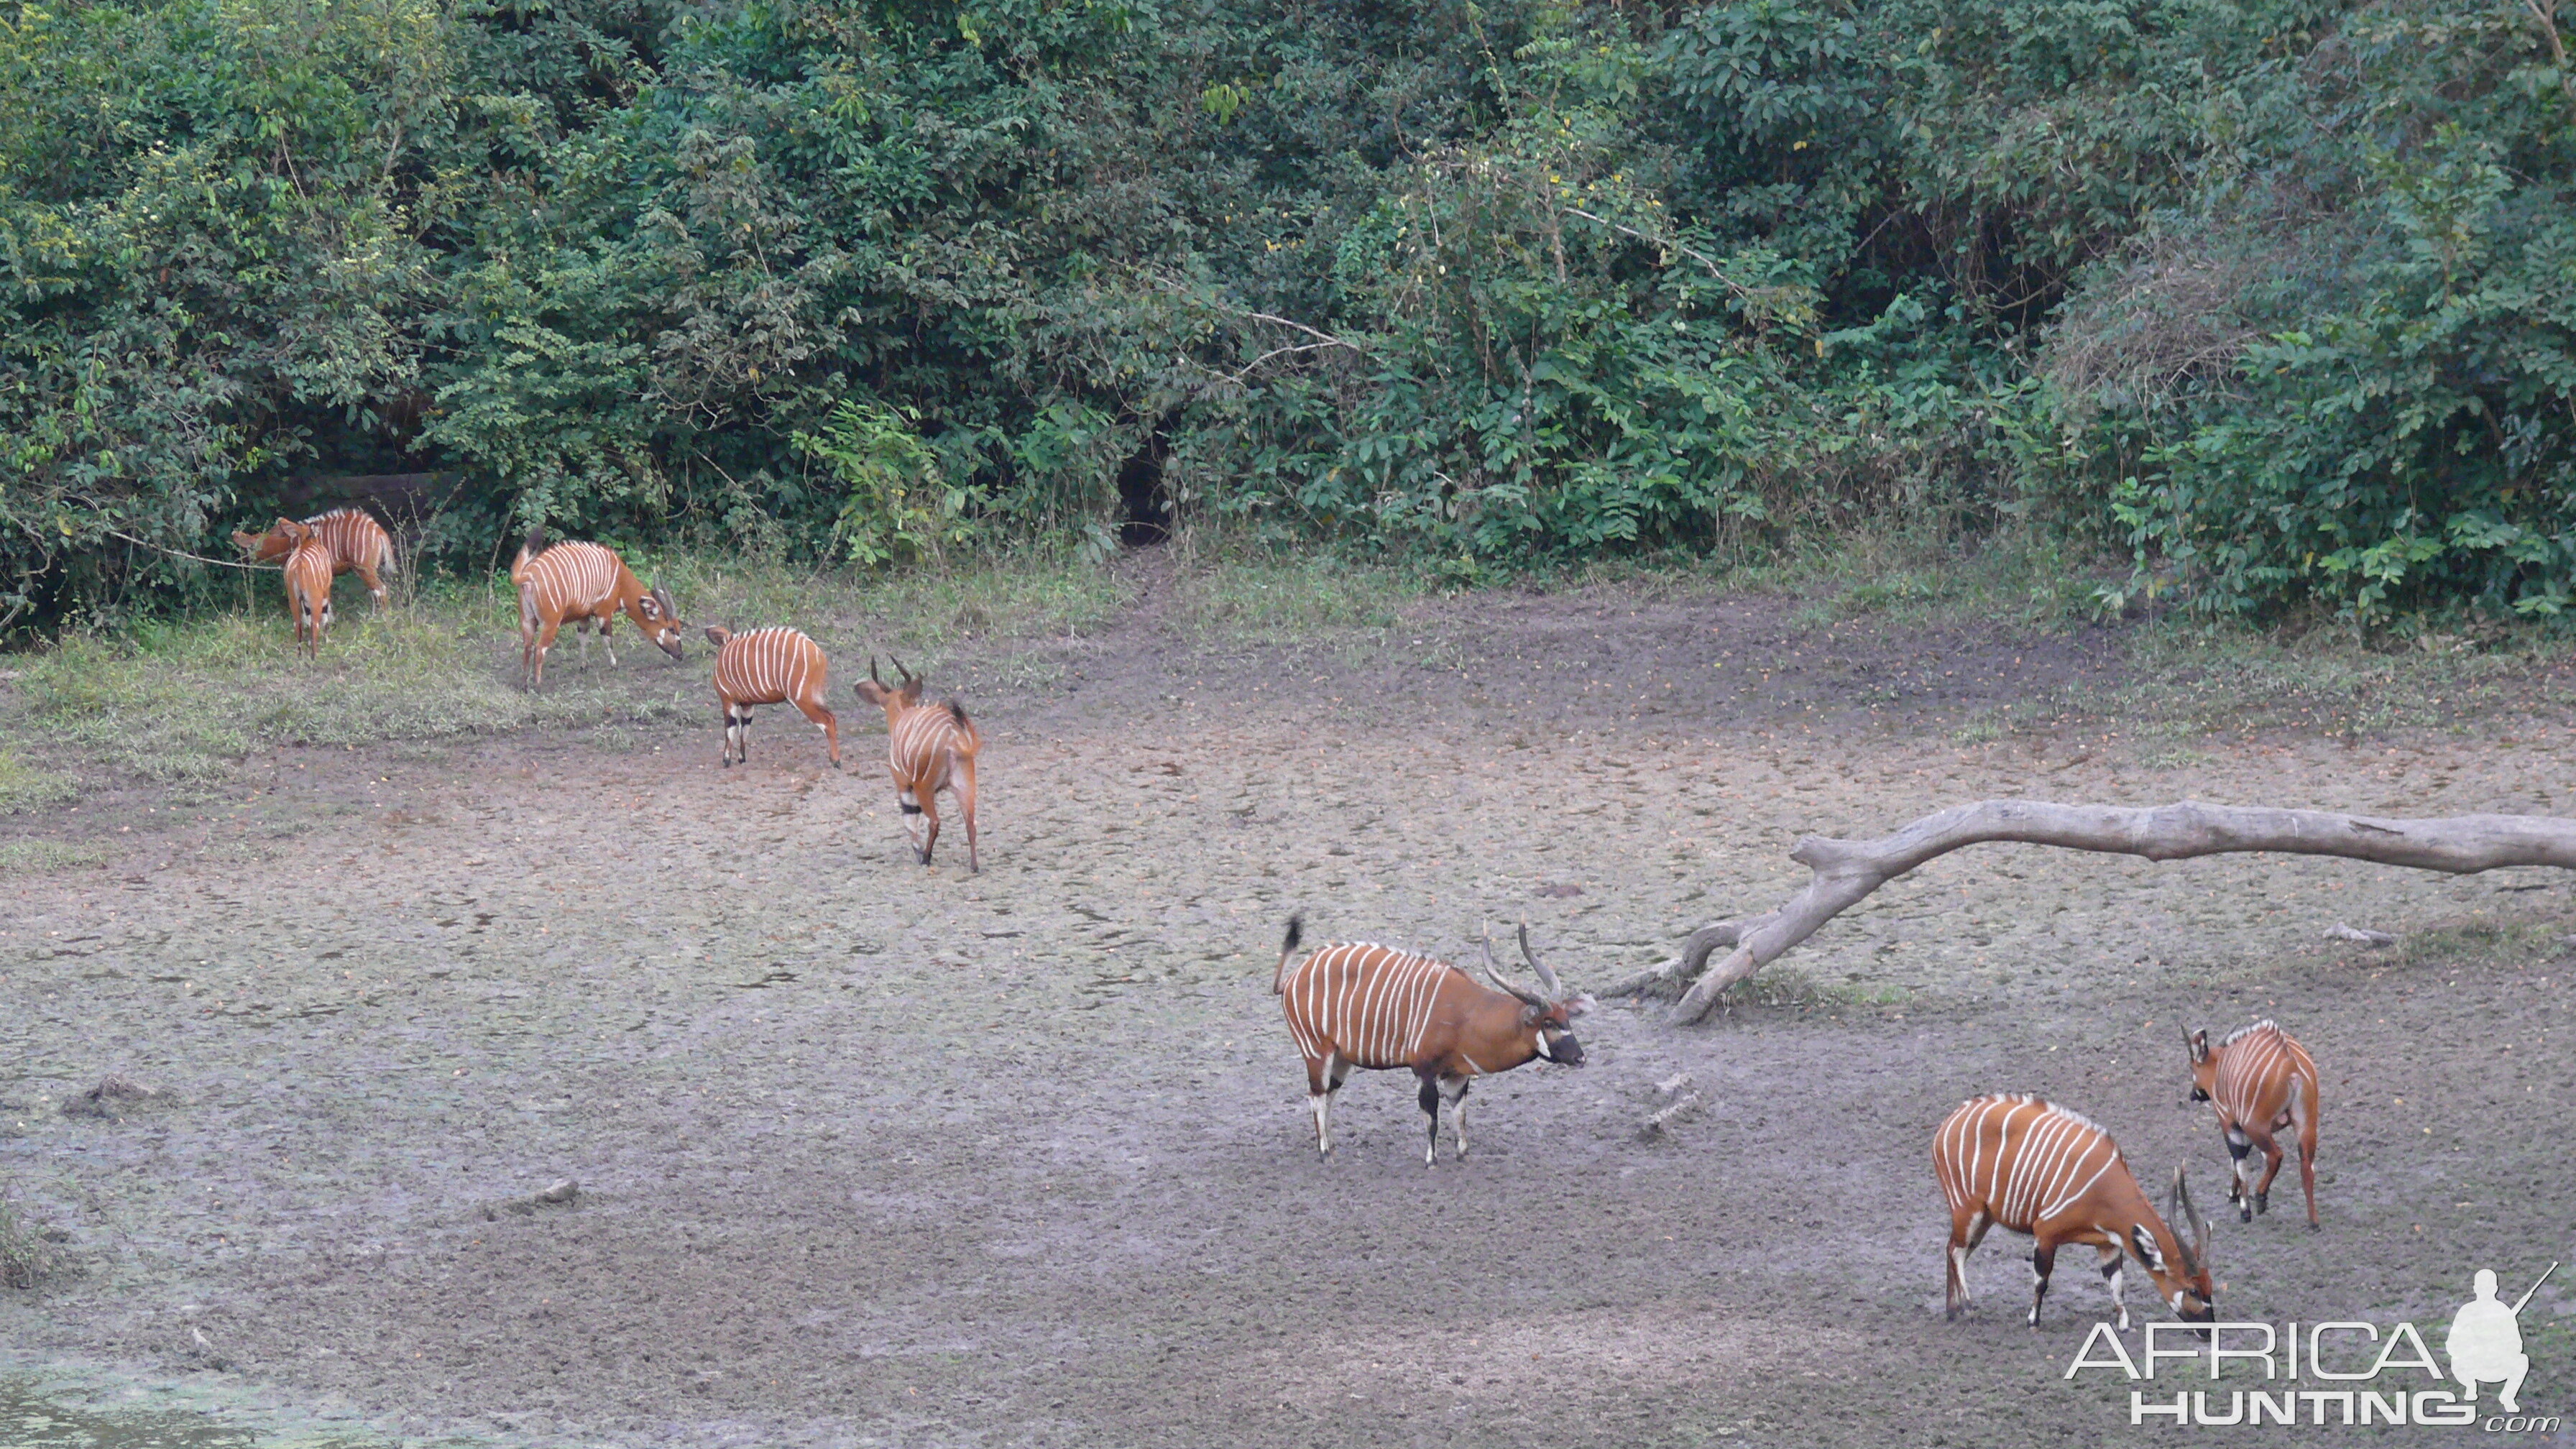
[57,1075,174,1120]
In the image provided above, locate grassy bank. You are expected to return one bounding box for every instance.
[1,550,1147,794]
[4,537,2568,818]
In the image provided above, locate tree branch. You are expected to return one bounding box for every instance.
[106,530,280,572]
[1640,800,2576,1024]
[1562,207,1747,298]
[1241,312,1364,353]
[2526,0,2576,114]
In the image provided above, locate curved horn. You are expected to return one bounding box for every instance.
[1516,921,1567,998]
[869,656,884,686]
[2170,1166,2210,1274]
[1478,937,1547,1008]
[890,654,918,686]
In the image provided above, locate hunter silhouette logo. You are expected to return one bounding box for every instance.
[2449,1264,2554,1414]
[2064,1259,2562,1430]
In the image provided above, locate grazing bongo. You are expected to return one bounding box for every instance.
[234,508,396,606]
[853,656,982,872]
[705,626,840,769]
[1273,919,1590,1164]
[279,521,335,658]
[2186,1019,2322,1228]
[1933,1094,2214,1330]
[509,528,684,687]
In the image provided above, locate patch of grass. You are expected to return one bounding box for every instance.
[656,548,1136,655]
[1165,554,1424,643]
[19,599,700,783]
[1698,520,2112,628]
[3,551,1136,786]
[0,841,107,873]
[2112,623,2576,740]
[1658,965,1915,1014]
[0,1186,67,1290]
[0,751,77,814]
[1948,694,2067,746]
[1951,709,2007,746]
[2386,918,2574,973]
[2125,718,2215,769]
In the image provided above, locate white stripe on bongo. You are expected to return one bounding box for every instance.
[1279,942,1475,1073]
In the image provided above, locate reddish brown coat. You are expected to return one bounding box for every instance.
[853,657,981,872]
[705,626,840,768]
[234,509,395,605]
[508,532,683,687]
[1932,1094,2214,1330]
[279,523,335,659]
[1271,919,1587,1164]
[2187,1020,2321,1228]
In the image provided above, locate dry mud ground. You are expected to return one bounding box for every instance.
[4,581,2574,1448]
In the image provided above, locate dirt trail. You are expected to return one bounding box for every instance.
[4,585,2572,1448]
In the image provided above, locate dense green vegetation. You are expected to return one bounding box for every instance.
[3,0,2572,633]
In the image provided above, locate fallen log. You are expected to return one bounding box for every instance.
[1615,800,2576,1025]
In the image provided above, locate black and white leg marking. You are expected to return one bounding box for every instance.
[2226,1127,2255,1220]
[2097,1244,2132,1332]
[899,791,927,860]
[2028,1244,2057,1328]
[1310,1052,1348,1155]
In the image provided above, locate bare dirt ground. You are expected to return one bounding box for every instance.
[4,574,2574,1448]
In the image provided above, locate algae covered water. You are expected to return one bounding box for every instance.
[0,1370,414,1449]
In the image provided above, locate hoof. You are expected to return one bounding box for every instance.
[2255,1193,2270,1215]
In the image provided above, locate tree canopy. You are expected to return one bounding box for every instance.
[4,0,2572,631]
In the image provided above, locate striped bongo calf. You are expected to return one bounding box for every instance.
[2186,1019,2321,1228]
[1273,919,1588,1164]
[509,530,684,687]
[1933,1094,2214,1330]
[853,656,981,872]
[234,508,396,605]
[704,626,840,768]
[279,521,335,658]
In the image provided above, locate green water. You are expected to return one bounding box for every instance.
[0,1374,397,1449]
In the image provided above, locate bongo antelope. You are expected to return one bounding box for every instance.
[234,508,395,606]
[853,656,982,872]
[705,626,840,768]
[509,529,683,687]
[2186,1020,2321,1228]
[1273,919,1589,1165]
[279,521,335,658]
[1933,1094,2214,1330]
